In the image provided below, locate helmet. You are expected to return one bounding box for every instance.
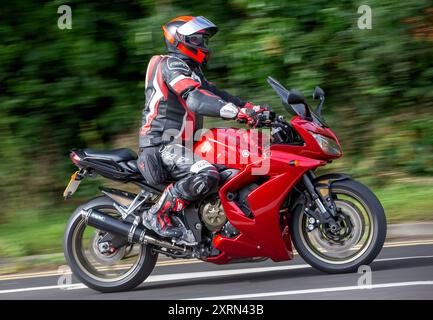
[162,16,218,65]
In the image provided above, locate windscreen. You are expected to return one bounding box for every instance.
[267,76,329,127]
[267,77,307,117]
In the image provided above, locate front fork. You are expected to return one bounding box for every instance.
[301,171,341,233]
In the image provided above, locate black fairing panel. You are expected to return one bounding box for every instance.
[182,205,203,243]
[313,173,351,185]
[219,169,239,185]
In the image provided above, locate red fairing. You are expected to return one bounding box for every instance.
[193,125,333,264]
[283,116,343,161]
[205,147,325,264]
[192,112,342,264]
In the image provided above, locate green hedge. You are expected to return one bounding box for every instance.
[1,0,433,222]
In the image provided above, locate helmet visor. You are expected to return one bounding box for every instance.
[177,16,218,37]
[186,33,210,47]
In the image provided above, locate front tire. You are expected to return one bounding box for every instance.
[290,179,386,273]
[64,196,158,293]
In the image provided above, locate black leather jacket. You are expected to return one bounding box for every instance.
[139,54,245,147]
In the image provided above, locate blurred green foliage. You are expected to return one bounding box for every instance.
[1,0,433,227]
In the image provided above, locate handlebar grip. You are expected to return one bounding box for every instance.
[258,111,276,121]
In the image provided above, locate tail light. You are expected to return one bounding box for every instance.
[70,151,81,165]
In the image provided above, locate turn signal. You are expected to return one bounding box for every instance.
[289,160,299,166]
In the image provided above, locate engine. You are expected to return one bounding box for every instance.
[199,194,227,232]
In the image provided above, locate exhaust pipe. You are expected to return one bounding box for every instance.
[80,209,190,252]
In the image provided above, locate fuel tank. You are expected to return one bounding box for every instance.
[193,128,268,169]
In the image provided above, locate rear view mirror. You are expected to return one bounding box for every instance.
[313,86,325,116]
[313,86,325,100]
[287,90,306,105]
[267,77,311,119]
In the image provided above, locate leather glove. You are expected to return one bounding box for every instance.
[244,102,268,113]
[236,108,258,127]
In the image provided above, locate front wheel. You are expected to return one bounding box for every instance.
[290,179,386,273]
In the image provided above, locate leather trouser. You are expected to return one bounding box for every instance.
[137,143,219,201]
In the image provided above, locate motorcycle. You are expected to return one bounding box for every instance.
[63,76,386,292]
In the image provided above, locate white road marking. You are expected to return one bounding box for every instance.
[0,264,311,294]
[2,253,433,295]
[383,239,433,248]
[0,284,85,294]
[0,240,432,283]
[375,255,433,262]
[0,259,202,281]
[186,281,433,300]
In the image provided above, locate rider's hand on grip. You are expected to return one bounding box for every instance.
[261,109,276,122]
[244,102,269,113]
[236,108,258,127]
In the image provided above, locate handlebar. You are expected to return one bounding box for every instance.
[254,110,277,127]
[250,109,300,144]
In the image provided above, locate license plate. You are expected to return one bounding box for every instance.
[63,171,82,199]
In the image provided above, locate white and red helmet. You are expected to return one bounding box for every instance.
[162,16,218,65]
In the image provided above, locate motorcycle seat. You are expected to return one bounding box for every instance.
[83,148,138,162]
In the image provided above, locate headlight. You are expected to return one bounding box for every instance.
[310,132,341,155]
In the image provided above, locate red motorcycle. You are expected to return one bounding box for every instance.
[63,77,386,292]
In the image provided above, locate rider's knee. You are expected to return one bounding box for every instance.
[195,168,220,194]
[174,161,219,201]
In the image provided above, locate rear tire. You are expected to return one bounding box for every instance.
[290,179,386,273]
[64,196,158,293]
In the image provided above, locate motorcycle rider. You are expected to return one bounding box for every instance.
[138,16,263,243]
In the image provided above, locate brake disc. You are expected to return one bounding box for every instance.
[311,200,364,254]
[88,231,127,266]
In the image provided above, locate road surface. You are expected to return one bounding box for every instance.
[1,240,433,300]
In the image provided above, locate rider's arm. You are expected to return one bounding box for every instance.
[162,57,239,119]
[200,80,246,108]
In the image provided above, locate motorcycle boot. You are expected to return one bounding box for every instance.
[142,184,192,242]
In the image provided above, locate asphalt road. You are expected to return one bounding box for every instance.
[1,240,433,300]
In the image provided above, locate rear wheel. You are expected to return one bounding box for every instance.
[290,179,386,273]
[64,196,158,292]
